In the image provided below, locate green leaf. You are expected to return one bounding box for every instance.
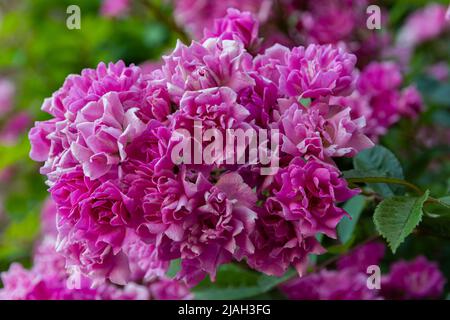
[342,169,382,179]
[353,146,404,197]
[166,259,181,278]
[193,264,295,300]
[337,195,366,244]
[429,83,450,108]
[374,190,430,253]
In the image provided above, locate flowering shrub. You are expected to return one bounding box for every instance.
[0,0,449,301]
[29,12,376,286]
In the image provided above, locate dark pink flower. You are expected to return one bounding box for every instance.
[173,173,257,284]
[381,256,446,300]
[337,241,386,272]
[174,0,272,39]
[29,61,157,182]
[278,44,356,99]
[280,102,373,160]
[204,9,260,49]
[397,4,449,48]
[149,278,193,300]
[157,38,254,104]
[281,269,380,300]
[0,112,30,144]
[101,0,130,18]
[357,62,402,96]
[398,86,423,118]
[0,237,150,300]
[247,207,324,276]
[299,0,366,45]
[269,157,359,238]
[0,78,15,115]
[50,168,140,285]
[173,87,250,131]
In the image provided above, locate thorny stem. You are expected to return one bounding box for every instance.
[347,176,449,209]
[347,177,423,195]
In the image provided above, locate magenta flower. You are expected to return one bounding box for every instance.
[399,86,423,118]
[278,44,356,99]
[281,269,380,300]
[333,62,423,141]
[247,207,324,276]
[203,9,260,49]
[0,78,15,116]
[50,169,139,285]
[157,38,254,104]
[247,157,358,276]
[397,4,448,47]
[426,62,449,82]
[26,16,404,287]
[253,44,290,86]
[149,278,193,300]
[268,157,359,238]
[172,87,250,133]
[41,198,58,237]
[173,0,272,39]
[237,73,279,127]
[357,62,402,96]
[0,237,150,300]
[169,173,257,285]
[29,61,156,182]
[337,241,386,272]
[381,256,446,300]
[280,102,373,160]
[124,240,168,282]
[0,111,30,144]
[299,0,365,44]
[41,61,145,119]
[69,92,146,179]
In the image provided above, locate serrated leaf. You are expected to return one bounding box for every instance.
[337,195,366,244]
[353,146,404,197]
[374,190,430,253]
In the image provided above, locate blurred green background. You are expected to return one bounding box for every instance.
[0,0,180,271]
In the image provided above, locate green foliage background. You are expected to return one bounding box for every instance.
[0,0,178,271]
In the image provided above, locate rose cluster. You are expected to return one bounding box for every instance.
[0,198,191,300]
[28,9,375,287]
